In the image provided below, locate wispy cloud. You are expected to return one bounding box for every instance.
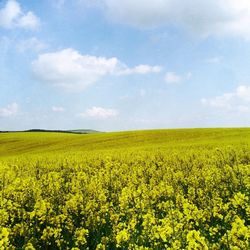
[201,93,234,109]
[0,103,19,117]
[117,65,161,75]
[0,0,40,30]
[165,72,192,84]
[202,85,250,112]
[17,37,47,53]
[78,106,118,119]
[32,48,161,91]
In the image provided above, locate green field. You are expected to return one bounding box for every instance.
[0,128,249,249]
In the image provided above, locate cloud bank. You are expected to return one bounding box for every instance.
[100,0,250,39]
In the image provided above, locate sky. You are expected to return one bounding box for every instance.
[1,0,250,131]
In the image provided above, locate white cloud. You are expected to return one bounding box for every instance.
[165,71,191,84]
[236,85,250,101]
[117,65,162,75]
[201,93,234,109]
[165,72,182,84]
[32,49,119,91]
[0,103,19,117]
[17,37,47,52]
[78,106,118,119]
[98,0,250,39]
[52,106,65,112]
[202,85,250,111]
[32,48,161,91]
[17,11,40,29]
[0,0,40,29]
[0,0,20,28]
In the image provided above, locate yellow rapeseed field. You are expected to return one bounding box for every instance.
[0,128,249,249]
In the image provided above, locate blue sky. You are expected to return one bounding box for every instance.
[1,0,250,131]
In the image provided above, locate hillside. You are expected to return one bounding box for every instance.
[0,127,250,157]
[0,128,249,249]
[0,129,100,134]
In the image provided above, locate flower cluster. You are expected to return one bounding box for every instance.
[0,146,249,249]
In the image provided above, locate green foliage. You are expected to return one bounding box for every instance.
[0,128,249,249]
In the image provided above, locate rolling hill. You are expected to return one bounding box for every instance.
[0,127,250,157]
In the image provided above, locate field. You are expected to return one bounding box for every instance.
[0,128,249,249]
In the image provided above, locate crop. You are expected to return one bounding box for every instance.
[0,129,249,249]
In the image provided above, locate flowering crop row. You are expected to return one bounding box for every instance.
[0,142,249,249]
